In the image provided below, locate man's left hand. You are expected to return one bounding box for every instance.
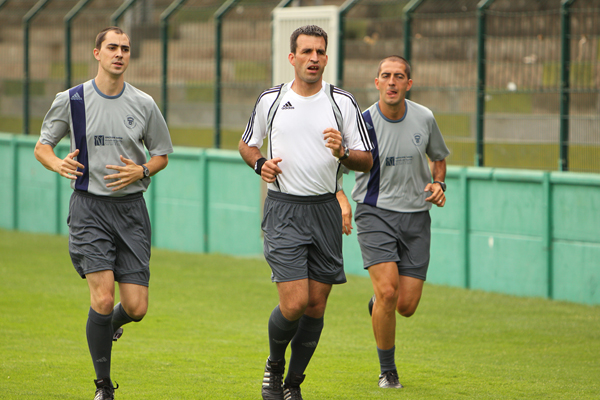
[104,155,144,191]
[425,182,445,207]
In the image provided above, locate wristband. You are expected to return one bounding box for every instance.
[254,158,267,175]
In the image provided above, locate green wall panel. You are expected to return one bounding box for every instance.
[469,179,545,236]
[469,234,548,298]
[152,149,206,253]
[206,150,263,256]
[553,241,600,305]
[552,184,600,242]
[2,134,599,305]
[0,135,15,229]
[430,169,464,231]
[428,230,465,287]
[16,140,58,233]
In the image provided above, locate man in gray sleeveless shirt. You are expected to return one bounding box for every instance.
[34,27,172,400]
[340,56,449,389]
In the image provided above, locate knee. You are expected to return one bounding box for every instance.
[304,301,326,319]
[93,294,115,315]
[280,302,308,321]
[397,303,417,318]
[377,286,399,310]
[126,304,148,322]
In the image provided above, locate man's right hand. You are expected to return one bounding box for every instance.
[261,158,282,183]
[56,149,84,180]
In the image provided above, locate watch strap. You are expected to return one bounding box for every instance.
[338,147,350,161]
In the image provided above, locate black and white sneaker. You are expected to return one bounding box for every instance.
[283,371,305,400]
[378,370,403,389]
[94,378,117,400]
[368,294,376,316]
[262,358,285,400]
[112,327,123,342]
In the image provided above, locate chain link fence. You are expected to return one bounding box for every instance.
[0,0,598,172]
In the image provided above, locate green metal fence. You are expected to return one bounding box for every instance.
[0,0,599,172]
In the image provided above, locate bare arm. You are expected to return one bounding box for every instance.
[238,139,282,183]
[425,159,447,207]
[336,189,353,235]
[34,141,84,180]
[323,128,373,173]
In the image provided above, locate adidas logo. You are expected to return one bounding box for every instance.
[366,122,373,130]
[282,101,294,110]
[71,92,83,101]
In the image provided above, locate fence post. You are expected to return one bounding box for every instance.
[403,0,424,101]
[22,0,51,135]
[337,0,360,89]
[110,0,139,26]
[475,0,494,167]
[542,171,553,299]
[214,0,240,150]
[160,0,188,123]
[560,0,575,172]
[64,0,93,91]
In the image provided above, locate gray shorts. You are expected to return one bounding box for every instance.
[262,190,346,284]
[67,190,151,286]
[355,203,431,281]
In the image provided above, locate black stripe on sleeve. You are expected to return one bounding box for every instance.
[332,88,373,151]
[242,86,281,144]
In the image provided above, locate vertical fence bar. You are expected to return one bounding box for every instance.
[403,0,424,101]
[23,0,51,135]
[160,0,188,123]
[542,171,553,299]
[460,167,469,288]
[560,0,575,172]
[214,0,239,150]
[64,0,93,90]
[110,0,139,26]
[475,0,494,167]
[337,0,360,89]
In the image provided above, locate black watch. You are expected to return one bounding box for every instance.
[338,147,350,161]
[142,164,150,178]
[433,181,446,192]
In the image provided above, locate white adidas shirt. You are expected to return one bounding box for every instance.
[242,80,371,196]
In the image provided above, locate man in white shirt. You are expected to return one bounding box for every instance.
[239,25,372,400]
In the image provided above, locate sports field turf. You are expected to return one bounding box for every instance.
[1,228,598,399]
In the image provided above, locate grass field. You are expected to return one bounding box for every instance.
[1,229,599,399]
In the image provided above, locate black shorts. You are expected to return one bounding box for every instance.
[262,190,346,284]
[67,190,151,286]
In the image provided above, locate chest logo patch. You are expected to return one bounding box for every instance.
[282,101,294,110]
[124,115,137,129]
[412,133,423,146]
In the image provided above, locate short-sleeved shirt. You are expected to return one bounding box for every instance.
[40,79,173,197]
[242,80,372,196]
[352,100,450,213]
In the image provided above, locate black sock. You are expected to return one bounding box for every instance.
[268,305,299,362]
[86,307,113,379]
[377,346,396,373]
[112,302,136,332]
[287,314,324,381]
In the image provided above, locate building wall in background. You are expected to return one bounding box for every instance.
[1,133,598,305]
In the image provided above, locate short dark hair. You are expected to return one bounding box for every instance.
[377,55,411,80]
[290,25,328,54]
[95,27,130,50]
